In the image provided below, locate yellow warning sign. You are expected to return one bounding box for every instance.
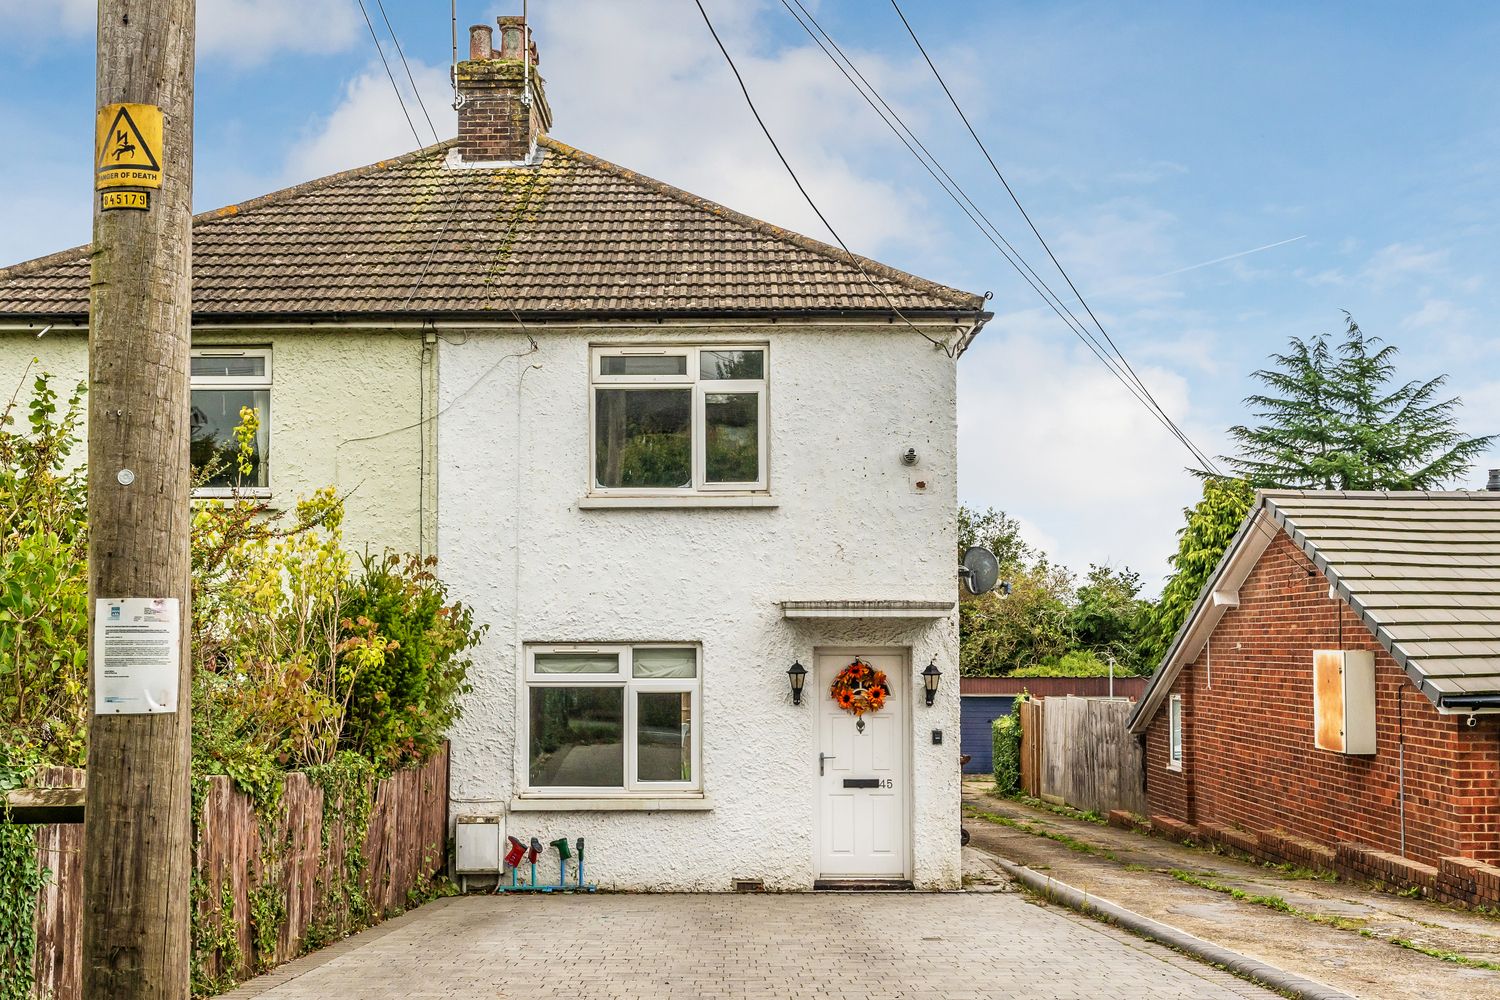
[95,103,163,190]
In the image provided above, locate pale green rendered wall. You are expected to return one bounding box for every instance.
[0,328,433,557]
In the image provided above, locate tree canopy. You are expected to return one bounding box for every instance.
[1223,314,1494,490]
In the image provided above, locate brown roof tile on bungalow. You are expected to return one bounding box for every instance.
[0,136,986,324]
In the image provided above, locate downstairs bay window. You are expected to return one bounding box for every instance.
[590,345,767,494]
[524,644,701,795]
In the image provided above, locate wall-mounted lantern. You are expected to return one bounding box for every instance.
[787,661,808,706]
[921,658,942,707]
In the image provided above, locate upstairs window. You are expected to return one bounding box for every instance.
[590,346,767,493]
[190,349,270,494]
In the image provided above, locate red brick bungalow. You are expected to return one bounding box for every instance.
[1126,490,1500,905]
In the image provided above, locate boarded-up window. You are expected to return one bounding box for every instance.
[1313,650,1346,752]
[1313,650,1376,755]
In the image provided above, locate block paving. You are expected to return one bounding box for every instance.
[221,888,1278,1000]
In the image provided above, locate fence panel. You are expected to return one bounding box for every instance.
[1032,697,1145,816]
[30,745,449,1000]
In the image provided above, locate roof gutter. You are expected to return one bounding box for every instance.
[0,309,994,332]
[1438,695,1500,715]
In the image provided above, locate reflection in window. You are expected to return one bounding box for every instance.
[637,691,692,782]
[594,388,692,489]
[705,393,759,483]
[528,687,625,787]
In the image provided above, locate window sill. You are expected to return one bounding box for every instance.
[577,494,778,510]
[509,794,713,812]
[193,488,272,500]
[1166,763,1183,773]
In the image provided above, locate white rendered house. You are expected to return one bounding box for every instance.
[437,20,989,891]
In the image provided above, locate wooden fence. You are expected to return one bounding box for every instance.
[29,746,448,999]
[1020,697,1145,816]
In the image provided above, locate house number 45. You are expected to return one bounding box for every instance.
[879,779,894,789]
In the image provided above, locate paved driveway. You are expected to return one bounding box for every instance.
[224,889,1279,1000]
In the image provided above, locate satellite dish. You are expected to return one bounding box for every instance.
[960,546,1000,596]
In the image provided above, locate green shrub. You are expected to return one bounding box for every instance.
[1011,650,1141,678]
[339,552,483,769]
[992,693,1028,794]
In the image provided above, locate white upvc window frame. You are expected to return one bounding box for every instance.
[521,643,702,797]
[1167,694,1184,771]
[190,347,273,499]
[588,345,768,496]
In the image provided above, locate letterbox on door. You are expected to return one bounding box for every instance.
[1313,649,1376,755]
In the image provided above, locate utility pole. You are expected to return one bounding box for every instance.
[84,2,195,997]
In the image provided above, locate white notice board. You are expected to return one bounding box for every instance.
[94,598,180,715]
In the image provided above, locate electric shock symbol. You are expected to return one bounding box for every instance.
[111,128,137,162]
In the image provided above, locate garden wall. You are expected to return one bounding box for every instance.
[29,746,448,999]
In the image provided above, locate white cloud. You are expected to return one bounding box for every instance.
[521,0,938,256]
[0,0,92,34]
[1402,297,1475,333]
[1362,242,1449,284]
[199,0,362,68]
[959,312,1217,593]
[282,56,452,181]
[0,0,362,67]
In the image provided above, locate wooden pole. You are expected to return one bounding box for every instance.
[84,2,195,997]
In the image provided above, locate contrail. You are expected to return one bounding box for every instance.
[1153,235,1306,279]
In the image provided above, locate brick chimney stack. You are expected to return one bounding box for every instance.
[454,15,551,164]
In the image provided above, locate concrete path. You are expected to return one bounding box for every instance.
[962,778,1500,999]
[220,884,1280,999]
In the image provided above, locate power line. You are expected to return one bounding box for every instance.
[356,0,424,150]
[888,0,1221,474]
[374,0,441,146]
[780,0,1217,469]
[691,0,957,357]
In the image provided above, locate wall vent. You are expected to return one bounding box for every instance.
[733,878,766,893]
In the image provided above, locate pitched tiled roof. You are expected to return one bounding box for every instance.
[0,137,985,322]
[1130,490,1500,731]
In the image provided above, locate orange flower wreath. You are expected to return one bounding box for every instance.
[829,658,890,718]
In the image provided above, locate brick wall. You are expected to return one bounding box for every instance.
[1143,530,1500,866]
[455,60,553,163]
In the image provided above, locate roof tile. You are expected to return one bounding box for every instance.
[0,138,985,321]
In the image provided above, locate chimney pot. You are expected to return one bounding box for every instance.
[1488,469,1500,491]
[469,24,493,60]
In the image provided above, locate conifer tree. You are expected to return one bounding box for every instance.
[1224,314,1493,489]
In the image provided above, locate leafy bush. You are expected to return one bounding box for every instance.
[1140,477,1255,670]
[0,372,88,767]
[1011,650,1141,678]
[340,552,482,769]
[992,693,1028,794]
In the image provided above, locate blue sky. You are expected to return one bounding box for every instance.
[3,0,1498,590]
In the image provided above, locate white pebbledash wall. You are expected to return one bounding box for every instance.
[438,323,963,890]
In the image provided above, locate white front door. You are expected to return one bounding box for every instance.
[816,650,908,879]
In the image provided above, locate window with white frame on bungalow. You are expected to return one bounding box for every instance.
[590,346,767,493]
[524,644,701,794]
[190,348,271,494]
[1168,694,1184,770]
